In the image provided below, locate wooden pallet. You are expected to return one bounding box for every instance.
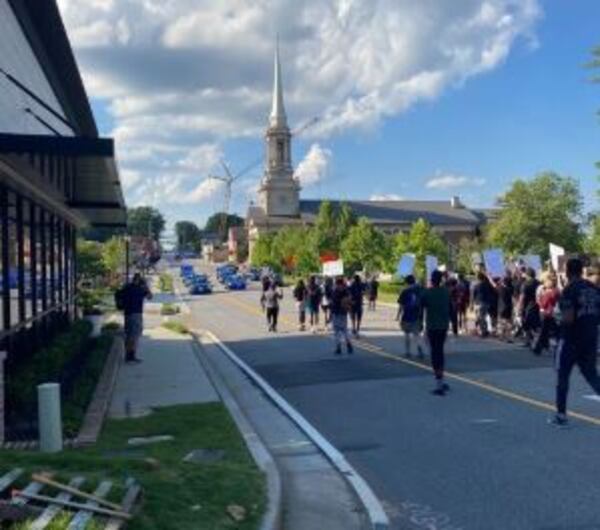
[0,468,141,529]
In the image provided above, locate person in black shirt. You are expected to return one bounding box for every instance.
[349,275,365,337]
[331,277,353,355]
[472,272,494,337]
[519,268,540,348]
[293,279,308,331]
[494,274,514,342]
[551,258,600,426]
[367,277,379,311]
[307,276,323,333]
[119,273,152,363]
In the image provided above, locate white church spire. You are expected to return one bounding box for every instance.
[269,38,287,129]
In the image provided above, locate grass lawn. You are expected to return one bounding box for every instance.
[3,404,266,529]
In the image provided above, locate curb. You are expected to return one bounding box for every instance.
[77,334,124,445]
[203,329,390,530]
[190,331,283,530]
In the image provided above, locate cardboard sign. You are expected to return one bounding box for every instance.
[397,254,416,277]
[549,243,565,272]
[322,260,344,277]
[483,248,505,278]
[425,255,438,282]
[521,254,542,274]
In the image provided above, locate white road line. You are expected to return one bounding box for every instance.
[203,329,390,530]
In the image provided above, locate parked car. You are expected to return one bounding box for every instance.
[189,279,212,295]
[225,274,247,290]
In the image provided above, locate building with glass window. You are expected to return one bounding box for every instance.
[0,0,126,438]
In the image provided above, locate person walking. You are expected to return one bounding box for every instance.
[397,275,425,359]
[421,270,451,395]
[471,271,494,337]
[322,276,334,330]
[367,276,379,311]
[495,273,515,342]
[261,281,283,332]
[519,267,541,349]
[456,273,471,333]
[446,277,459,336]
[293,279,308,331]
[551,258,600,426]
[118,273,152,364]
[533,273,559,355]
[307,276,323,333]
[330,277,354,355]
[349,274,366,337]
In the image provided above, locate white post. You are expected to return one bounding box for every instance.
[0,351,6,446]
[37,383,63,453]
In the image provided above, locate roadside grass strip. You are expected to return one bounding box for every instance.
[1,404,266,530]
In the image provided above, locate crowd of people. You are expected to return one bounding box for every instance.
[258,257,600,425]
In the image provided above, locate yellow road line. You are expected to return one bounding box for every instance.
[215,294,600,427]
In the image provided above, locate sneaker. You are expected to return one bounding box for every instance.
[347,342,354,354]
[441,382,450,392]
[548,414,568,427]
[334,346,342,356]
[431,387,446,396]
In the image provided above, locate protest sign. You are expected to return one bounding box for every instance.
[425,255,438,282]
[322,260,344,277]
[397,254,416,277]
[549,243,565,272]
[483,248,505,278]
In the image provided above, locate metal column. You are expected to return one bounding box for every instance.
[16,196,25,324]
[1,187,10,334]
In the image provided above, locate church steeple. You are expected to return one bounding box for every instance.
[269,39,287,129]
[258,39,300,217]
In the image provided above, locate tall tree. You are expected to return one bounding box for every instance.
[76,239,107,280]
[175,221,203,252]
[312,201,338,255]
[271,226,319,276]
[393,218,448,281]
[128,206,165,241]
[102,236,126,283]
[486,172,583,259]
[336,202,358,244]
[251,232,280,271]
[341,218,390,274]
[204,212,244,241]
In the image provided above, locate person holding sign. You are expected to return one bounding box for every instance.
[551,258,600,426]
[421,270,451,395]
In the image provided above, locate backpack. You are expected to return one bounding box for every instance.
[114,286,126,311]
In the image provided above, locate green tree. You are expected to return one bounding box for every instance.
[204,212,244,241]
[271,226,319,276]
[393,218,448,281]
[312,201,338,255]
[336,202,358,244]
[76,239,107,280]
[585,215,600,255]
[175,221,203,252]
[251,232,280,272]
[102,236,126,281]
[486,172,583,259]
[128,206,165,241]
[341,217,390,274]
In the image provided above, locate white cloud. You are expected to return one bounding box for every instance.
[426,171,486,189]
[295,143,332,187]
[370,193,405,201]
[56,0,541,219]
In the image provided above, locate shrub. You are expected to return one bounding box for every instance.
[159,273,174,293]
[160,303,180,316]
[162,321,189,335]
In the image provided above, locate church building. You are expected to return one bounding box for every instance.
[247,46,493,260]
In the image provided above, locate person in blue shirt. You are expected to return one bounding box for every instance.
[119,273,152,363]
[396,275,425,359]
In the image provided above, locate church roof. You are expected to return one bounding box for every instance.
[298,199,491,226]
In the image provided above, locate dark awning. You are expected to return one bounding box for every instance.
[0,133,126,228]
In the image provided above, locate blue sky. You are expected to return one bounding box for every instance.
[66,0,600,227]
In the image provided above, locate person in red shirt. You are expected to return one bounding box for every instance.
[533,273,559,355]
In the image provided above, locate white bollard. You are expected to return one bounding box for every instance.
[37,383,63,453]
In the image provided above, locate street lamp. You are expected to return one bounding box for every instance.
[124,235,131,282]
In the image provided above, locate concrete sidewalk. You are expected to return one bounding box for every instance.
[109,325,219,419]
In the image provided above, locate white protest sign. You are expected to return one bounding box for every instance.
[425,255,438,282]
[397,254,416,277]
[322,260,344,277]
[549,243,565,272]
[483,248,505,278]
[521,254,542,274]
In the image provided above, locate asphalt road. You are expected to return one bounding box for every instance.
[178,264,600,530]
